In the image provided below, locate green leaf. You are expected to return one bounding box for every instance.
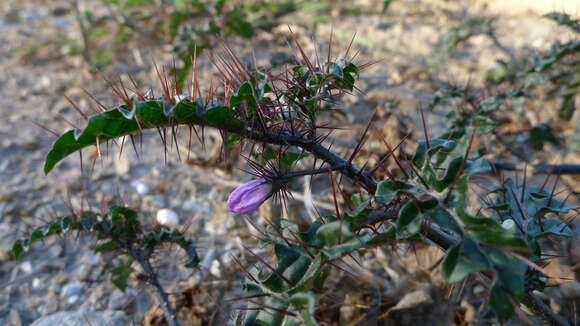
[44,100,243,174]
[489,283,515,323]
[529,219,573,238]
[252,294,289,326]
[559,93,576,121]
[261,245,313,293]
[316,221,363,260]
[345,194,372,221]
[442,242,480,283]
[397,201,421,235]
[111,263,133,292]
[474,115,498,133]
[496,267,525,301]
[412,139,456,168]
[289,293,319,326]
[12,240,25,260]
[477,96,504,113]
[95,241,118,253]
[427,206,463,236]
[375,180,416,204]
[442,244,460,279]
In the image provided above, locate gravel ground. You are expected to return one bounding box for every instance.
[0,0,578,325]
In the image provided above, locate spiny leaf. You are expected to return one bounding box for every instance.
[44,99,243,174]
[289,293,319,326]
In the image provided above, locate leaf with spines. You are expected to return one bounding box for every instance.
[44,99,243,174]
[45,60,360,174]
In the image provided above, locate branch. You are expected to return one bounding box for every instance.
[129,248,180,326]
[355,211,569,326]
[490,162,580,174]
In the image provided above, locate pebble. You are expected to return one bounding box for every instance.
[30,310,131,326]
[107,289,135,310]
[501,219,516,233]
[39,296,58,316]
[20,261,34,275]
[32,278,43,290]
[156,208,179,228]
[9,309,23,326]
[61,282,85,300]
[182,199,210,214]
[66,296,80,305]
[80,253,100,267]
[131,180,149,195]
[0,222,17,262]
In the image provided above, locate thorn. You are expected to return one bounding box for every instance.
[81,87,108,112]
[30,121,59,137]
[348,112,376,163]
[241,244,295,287]
[129,135,140,159]
[539,168,554,193]
[172,56,179,96]
[326,25,334,74]
[327,164,343,244]
[419,102,430,149]
[375,127,409,179]
[547,172,561,208]
[119,136,125,159]
[95,136,103,163]
[204,290,229,320]
[521,163,527,204]
[223,293,271,303]
[63,94,88,121]
[288,25,315,74]
[126,74,145,101]
[368,133,410,176]
[344,32,357,61]
[191,46,198,100]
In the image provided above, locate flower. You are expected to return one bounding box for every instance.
[227,179,272,214]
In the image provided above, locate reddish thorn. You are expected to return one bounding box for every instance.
[63,94,88,121]
[419,102,430,149]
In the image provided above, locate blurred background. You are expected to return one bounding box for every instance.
[0,0,578,325]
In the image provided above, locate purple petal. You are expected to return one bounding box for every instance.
[228,179,271,214]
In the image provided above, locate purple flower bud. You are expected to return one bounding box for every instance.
[227,179,272,214]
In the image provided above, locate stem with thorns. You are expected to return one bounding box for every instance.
[128,247,180,326]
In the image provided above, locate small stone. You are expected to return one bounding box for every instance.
[31,310,131,326]
[40,299,58,316]
[20,261,34,274]
[49,244,63,258]
[108,289,135,310]
[473,285,485,296]
[114,156,130,175]
[66,295,80,305]
[131,180,149,195]
[184,199,210,215]
[74,265,91,281]
[210,260,221,278]
[61,282,85,300]
[9,309,23,326]
[32,278,43,289]
[80,253,100,267]
[53,17,70,29]
[501,219,516,232]
[156,208,179,228]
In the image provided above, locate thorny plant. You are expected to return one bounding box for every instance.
[430,12,579,163]
[13,24,579,326]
